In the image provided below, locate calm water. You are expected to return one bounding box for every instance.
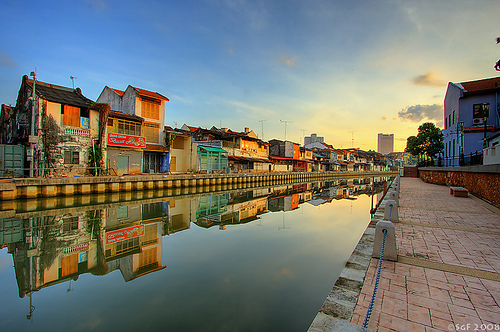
[0,177,390,332]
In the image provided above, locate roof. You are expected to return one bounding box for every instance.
[131,86,169,101]
[25,76,94,108]
[457,76,500,94]
[198,146,228,153]
[110,88,124,96]
[145,144,168,152]
[109,110,144,122]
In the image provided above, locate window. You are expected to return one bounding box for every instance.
[473,103,489,119]
[63,105,81,127]
[141,97,160,120]
[64,151,79,164]
[115,237,139,254]
[144,122,160,143]
[63,216,79,232]
[108,119,141,136]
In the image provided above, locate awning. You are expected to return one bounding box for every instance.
[198,146,228,153]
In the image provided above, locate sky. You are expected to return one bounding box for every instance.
[1,0,499,152]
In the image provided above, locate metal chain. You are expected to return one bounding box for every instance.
[362,228,387,328]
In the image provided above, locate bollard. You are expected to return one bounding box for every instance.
[372,220,397,261]
[383,199,398,222]
[388,190,398,202]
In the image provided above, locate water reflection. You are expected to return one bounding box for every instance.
[0,176,390,331]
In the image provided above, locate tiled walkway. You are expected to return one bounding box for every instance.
[351,178,500,331]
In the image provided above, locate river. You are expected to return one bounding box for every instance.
[0,176,392,332]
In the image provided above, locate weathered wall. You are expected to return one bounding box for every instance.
[419,167,500,206]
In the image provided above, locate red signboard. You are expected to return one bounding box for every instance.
[107,133,146,148]
[106,225,145,244]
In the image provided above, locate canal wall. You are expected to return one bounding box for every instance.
[418,165,500,207]
[308,175,399,332]
[0,171,398,201]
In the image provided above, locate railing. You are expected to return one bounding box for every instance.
[440,150,483,167]
[63,127,91,137]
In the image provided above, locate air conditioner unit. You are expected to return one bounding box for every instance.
[473,118,484,125]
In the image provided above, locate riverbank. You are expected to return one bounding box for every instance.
[0,171,398,200]
[310,176,500,331]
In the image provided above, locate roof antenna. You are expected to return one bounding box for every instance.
[70,76,77,90]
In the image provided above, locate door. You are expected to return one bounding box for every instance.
[118,156,129,175]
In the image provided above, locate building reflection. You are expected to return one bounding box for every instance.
[0,176,390,319]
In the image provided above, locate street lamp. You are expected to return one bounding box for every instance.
[30,71,36,177]
[482,103,489,149]
[459,121,464,166]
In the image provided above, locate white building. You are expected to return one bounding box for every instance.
[377,133,394,155]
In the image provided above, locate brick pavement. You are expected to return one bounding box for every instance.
[351,177,500,331]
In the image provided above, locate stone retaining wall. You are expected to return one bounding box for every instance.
[418,166,500,206]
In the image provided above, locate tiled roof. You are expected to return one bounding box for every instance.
[110,88,124,96]
[458,76,500,93]
[145,144,168,152]
[109,110,143,122]
[132,86,169,101]
[25,76,94,108]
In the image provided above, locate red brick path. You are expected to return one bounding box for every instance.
[351,178,500,331]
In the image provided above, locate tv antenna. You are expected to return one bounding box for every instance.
[348,130,357,147]
[258,120,267,140]
[280,120,293,140]
[70,76,77,90]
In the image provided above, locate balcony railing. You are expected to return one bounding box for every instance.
[63,127,91,137]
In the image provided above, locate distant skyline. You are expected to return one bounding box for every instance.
[1,0,499,151]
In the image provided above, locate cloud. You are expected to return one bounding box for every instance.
[398,104,442,123]
[277,53,297,67]
[412,72,446,87]
[0,52,16,67]
[84,0,106,10]
[380,116,387,120]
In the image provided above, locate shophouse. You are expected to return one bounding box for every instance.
[2,75,99,176]
[268,139,301,172]
[97,86,169,174]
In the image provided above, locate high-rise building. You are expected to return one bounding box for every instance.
[304,133,324,146]
[378,133,394,155]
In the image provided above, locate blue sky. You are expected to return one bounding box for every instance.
[1,0,499,151]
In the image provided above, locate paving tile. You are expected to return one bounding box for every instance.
[408,303,432,326]
[378,312,426,332]
[347,178,500,331]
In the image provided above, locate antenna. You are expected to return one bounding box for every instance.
[280,120,293,140]
[301,129,308,146]
[70,76,77,90]
[348,130,358,147]
[258,120,267,140]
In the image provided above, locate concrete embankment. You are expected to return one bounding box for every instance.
[308,175,400,332]
[0,171,398,201]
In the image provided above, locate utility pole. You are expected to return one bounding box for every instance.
[280,120,293,141]
[258,120,267,140]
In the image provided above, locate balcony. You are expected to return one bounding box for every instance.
[63,127,91,137]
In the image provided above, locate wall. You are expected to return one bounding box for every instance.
[419,166,500,206]
[107,148,143,175]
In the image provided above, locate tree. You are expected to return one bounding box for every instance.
[405,122,444,164]
[495,37,500,71]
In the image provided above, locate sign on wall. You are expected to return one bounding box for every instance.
[106,225,145,244]
[107,133,146,148]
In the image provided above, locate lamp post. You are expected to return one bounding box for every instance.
[482,103,489,149]
[29,72,36,178]
[459,121,464,166]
